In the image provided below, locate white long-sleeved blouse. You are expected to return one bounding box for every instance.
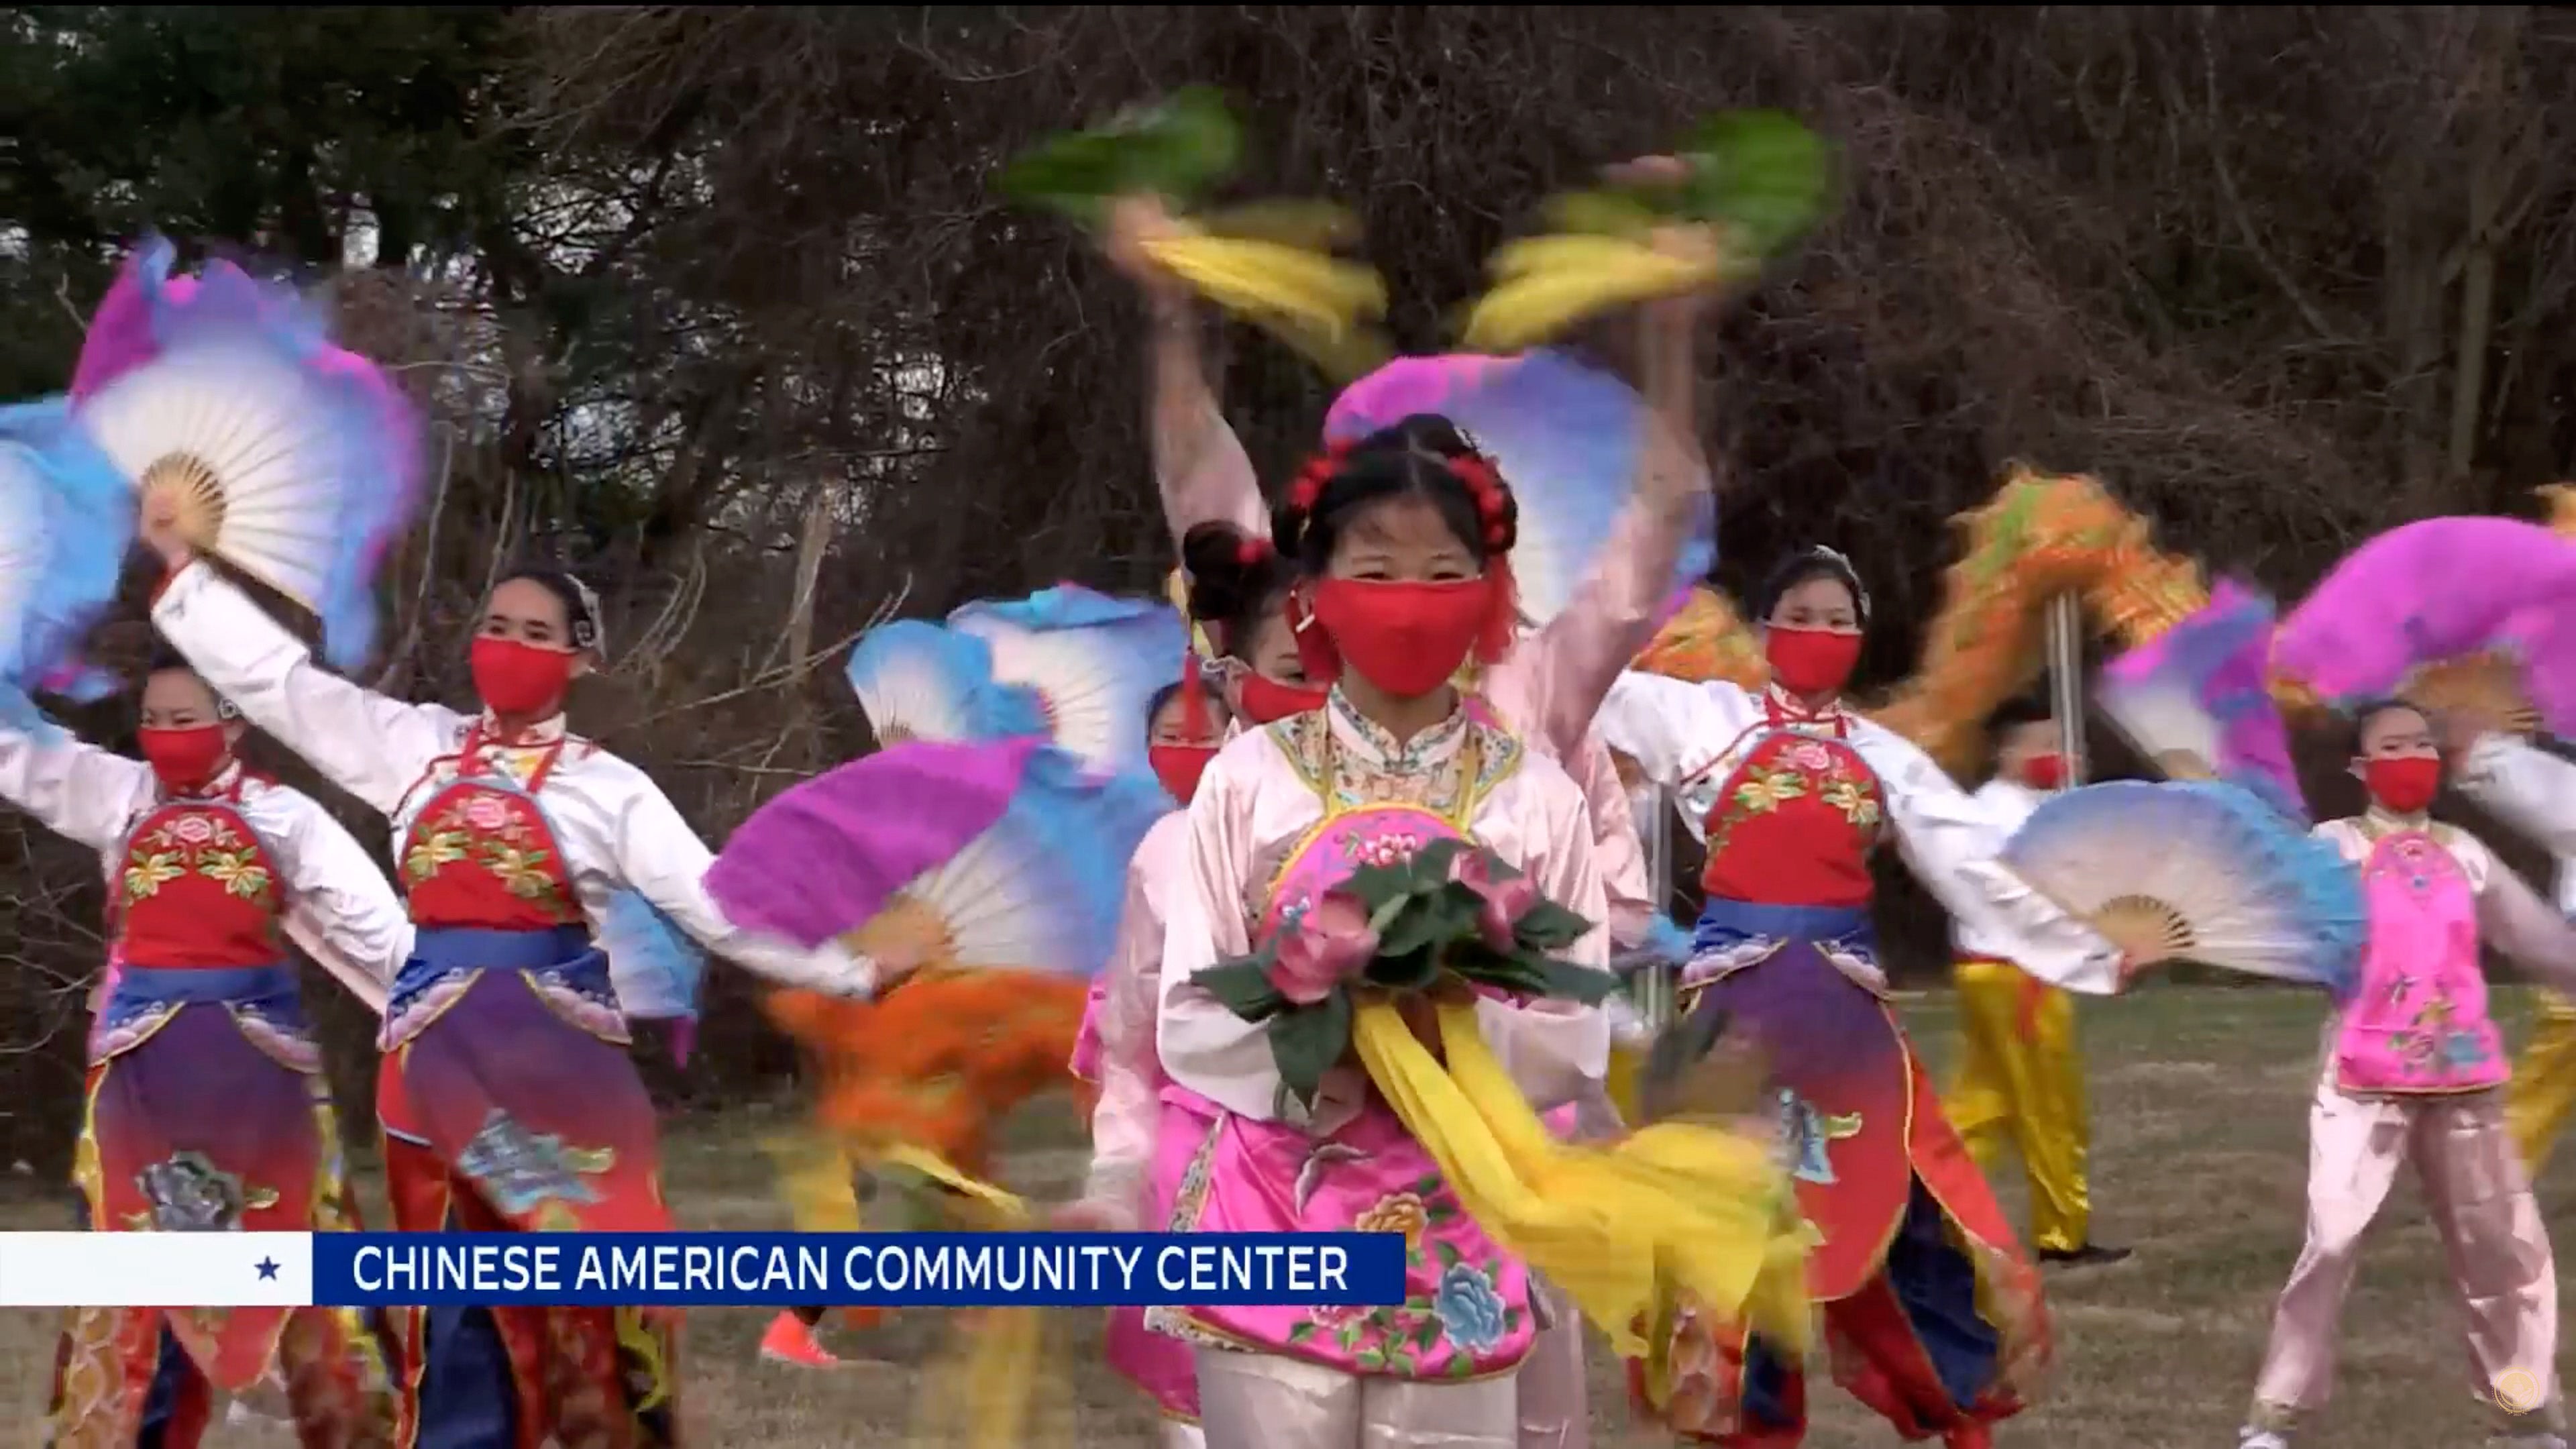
[150,561,874,996]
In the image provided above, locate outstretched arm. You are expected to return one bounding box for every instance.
[2453,732,2576,859]
[0,720,154,853]
[1112,197,1267,548]
[607,772,880,997]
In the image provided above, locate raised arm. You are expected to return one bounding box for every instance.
[1512,302,1718,757]
[270,788,412,1009]
[2452,732,2576,859]
[606,769,877,997]
[1869,731,2124,994]
[1468,780,1613,1112]
[150,563,455,815]
[1111,197,1267,549]
[0,720,154,853]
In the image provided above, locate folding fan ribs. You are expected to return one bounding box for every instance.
[705,735,1167,1172]
[69,237,424,669]
[945,584,1189,773]
[843,619,1047,749]
[1322,350,1716,630]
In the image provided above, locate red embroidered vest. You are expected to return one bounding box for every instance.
[398,731,583,930]
[1695,709,1887,910]
[113,791,286,969]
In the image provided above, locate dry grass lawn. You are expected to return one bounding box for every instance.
[6,985,2572,1447]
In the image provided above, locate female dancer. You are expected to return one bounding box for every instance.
[2229,700,2576,1449]
[7,651,404,1448]
[144,521,885,1449]
[1595,547,2123,1448]
[1157,415,1613,1448]
[1059,674,1233,1447]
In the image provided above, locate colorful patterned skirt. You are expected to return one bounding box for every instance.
[1631,900,2049,1448]
[376,926,676,1449]
[50,963,391,1449]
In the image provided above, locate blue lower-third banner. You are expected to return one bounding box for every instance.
[0,1232,1408,1308]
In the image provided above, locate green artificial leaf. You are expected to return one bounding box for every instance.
[1387,1342,1417,1375]
[1530,955,1620,1005]
[1672,109,1835,254]
[1411,837,1469,882]
[1354,1346,1389,1373]
[1412,1318,1441,1351]
[1271,989,1354,1109]
[1199,956,1289,1022]
[1511,900,1595,953]
[1364,946,1441,994]
[996,85,1242,219]
[1457,954,1552,998]
[1434,1240,1463,1271]
[1413,1172,1443,1195]
[1379,885,1473,961]
[1446,1352,1477,1379]
[1285,1320,1319,1346]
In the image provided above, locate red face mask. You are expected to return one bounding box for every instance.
[137,725,229,794]
[1309,578,1493,698]
[1764,626,1864,698]
[2021,752,2067,790]
[2363,755,2443,814]
[1148,743,1218,804]
[471,636,576,718]
[1236,672,1328,725]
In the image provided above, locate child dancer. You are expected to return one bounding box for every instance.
[2237,700,2576,1449]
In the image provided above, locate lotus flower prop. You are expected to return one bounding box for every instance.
[1198,836,1611,1110]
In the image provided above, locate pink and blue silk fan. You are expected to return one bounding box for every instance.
[844,619,1049,747]
[2099,579,2306,823]
[2274,517,2576,737]
[1322,349,1717,627]
[945,584,1188,773]
[69,236,425,670]
[704,735,1167,982]
[0,401,134,735]
[2002,779,2364,998]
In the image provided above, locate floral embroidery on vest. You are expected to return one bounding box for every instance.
[121,811,276,908]
[403,788,572,912]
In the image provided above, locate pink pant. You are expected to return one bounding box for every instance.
[2251,1077,2561,1435]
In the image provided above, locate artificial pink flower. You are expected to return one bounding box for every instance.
[1269,891,1378,1004]
[1448,849,1542,951]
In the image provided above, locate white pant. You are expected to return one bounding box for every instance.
[1194,1347,1518,1448]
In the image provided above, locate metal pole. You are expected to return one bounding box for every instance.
[1643,784,1678,1030]
[2046,593,2087,789]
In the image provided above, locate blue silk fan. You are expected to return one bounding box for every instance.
[2001,780,2365,998]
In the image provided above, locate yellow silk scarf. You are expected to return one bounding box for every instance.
[1350,998,1812,1359]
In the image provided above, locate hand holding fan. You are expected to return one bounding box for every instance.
[0,402,132,727]
[70,237,425,669]
[1462,113,1837,350]
[597,891,709,1065]
[2000,780,2365,998]
[1324,350,1716,628]
[1002,88,1388,380]
[2274,517,2576,737]
[2099,579,2306,822]
[706,735,1167,986]
[947,585,1189,773]
[844,619,1049,749]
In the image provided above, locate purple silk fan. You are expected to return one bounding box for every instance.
[2102,580,2306,823]
[2274,517,2576,737]
[704,736,1035,951]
